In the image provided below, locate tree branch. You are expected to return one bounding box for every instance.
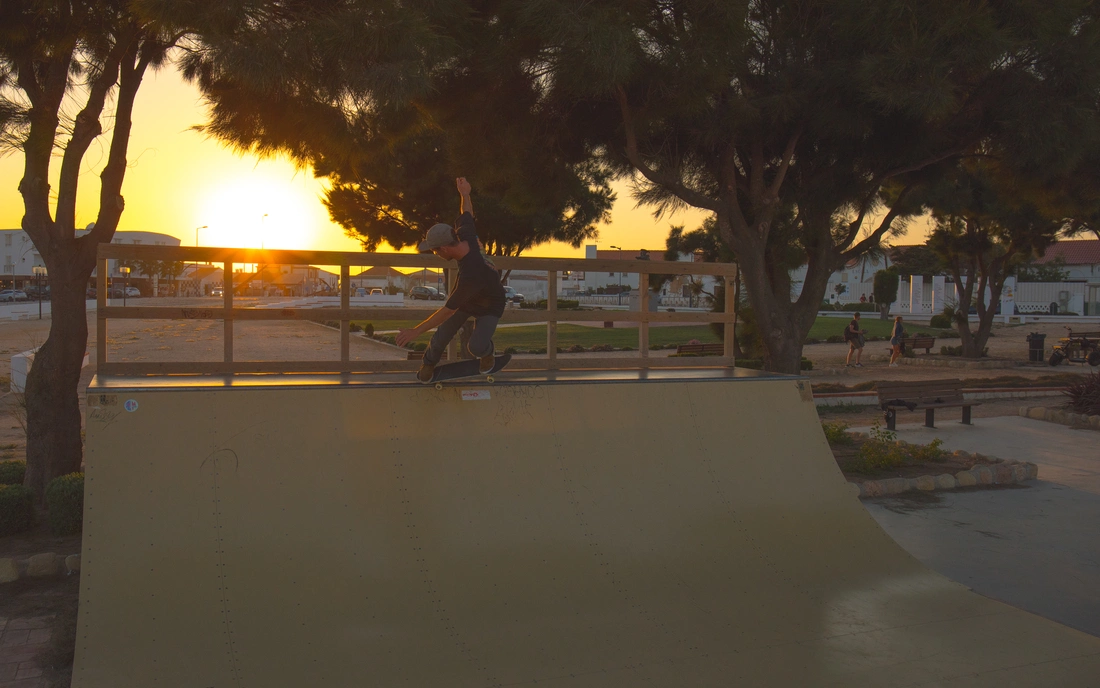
[615,86,720,213]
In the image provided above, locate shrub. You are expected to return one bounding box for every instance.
[504,346,518,355]
[821,421,854,445]
[349,323,362,333]
[0,484,35,536]
[363,323,375,337]
[413,342,427,351]
[521,299,581,310]
[929,313,953,329]
[567,344,586,353]
[0,459,25,485]
[1064,371,1100,416]
[826,334,844,344]
[590,344,615,352]
[45,473,84,536]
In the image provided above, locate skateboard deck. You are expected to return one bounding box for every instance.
[429,353,511,388]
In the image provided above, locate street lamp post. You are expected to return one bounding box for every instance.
[610,245,624,305]
[32,266,46,319]
[120,266,131,306]
[260,213,269,296]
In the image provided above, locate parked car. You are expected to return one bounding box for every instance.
[108,287,125,299]
[369,288,384,295]
[86,287,96,299]
[211,287,224,297]
[410,285,445,300]
[124,286,141,297]
[0,290,26,302]
[502,286,524,304]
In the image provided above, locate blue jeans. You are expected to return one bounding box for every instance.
[423,310,499,365]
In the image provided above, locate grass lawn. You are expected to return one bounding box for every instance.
[352,314,954,348]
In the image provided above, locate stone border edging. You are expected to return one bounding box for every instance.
[1019,406,1100,431]
[865,354,1020,369]
[0,553,80,584]
[855,458,1038,499]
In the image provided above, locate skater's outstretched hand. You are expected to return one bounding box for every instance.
[396,328,417,347]
[456,177,471,196]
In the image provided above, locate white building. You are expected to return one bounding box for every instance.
[0,228,180,287]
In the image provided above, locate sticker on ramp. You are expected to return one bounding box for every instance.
[124,399,139,412]
[461,390,491,401]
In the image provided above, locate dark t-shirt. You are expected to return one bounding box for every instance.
[445,212,506,317]
[848,319,861,340]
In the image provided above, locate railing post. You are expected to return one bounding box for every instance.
[446,268,457,361]
[547,270,558,369]
[724,269,737,367]
[340,265,350,363]
[96,258,108,369]
[639,273,649,361]
[223,261,233,363]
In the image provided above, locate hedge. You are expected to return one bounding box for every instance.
[0,484,35,536]
[45,472,84,536]
[0,459,25,485]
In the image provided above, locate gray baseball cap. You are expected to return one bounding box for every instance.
[418,223,457,253]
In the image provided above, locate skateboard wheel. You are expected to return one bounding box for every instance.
[486,375,495,383]
[434,382,443,390]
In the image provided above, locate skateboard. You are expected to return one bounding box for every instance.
[429,353,511,389]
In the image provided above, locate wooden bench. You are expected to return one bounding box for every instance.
[675,342,725,356]
[876,379,979,430]
[884,336,936,355]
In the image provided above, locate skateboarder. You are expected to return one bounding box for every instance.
[396,177,506,383]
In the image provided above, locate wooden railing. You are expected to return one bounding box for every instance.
[96,245,738,376]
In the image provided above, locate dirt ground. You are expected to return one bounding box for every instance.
[0,303,1089,687]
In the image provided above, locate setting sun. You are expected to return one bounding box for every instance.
[196,172,321,250]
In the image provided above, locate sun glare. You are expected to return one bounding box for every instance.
[196,172,320,250]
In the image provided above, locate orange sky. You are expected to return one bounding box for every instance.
[0,67,926,257]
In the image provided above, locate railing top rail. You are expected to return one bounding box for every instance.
[96,244,740,278]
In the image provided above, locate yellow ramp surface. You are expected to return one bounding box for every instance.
[77,372,1100,687]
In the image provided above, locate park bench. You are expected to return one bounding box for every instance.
[884,336,937,355]
[675,342,725,356]
[876,379,979,431]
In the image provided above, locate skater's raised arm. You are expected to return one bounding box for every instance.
[396,306,456,347]
[457,177,473,216]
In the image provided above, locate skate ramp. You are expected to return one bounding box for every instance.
[75,370,1100,686]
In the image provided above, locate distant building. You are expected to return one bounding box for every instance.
[1034,239,1100,281]
[0,228,179,287]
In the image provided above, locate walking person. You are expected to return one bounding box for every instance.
[396,177,506,383]
[845,312,866,367]
[889,315,906,367]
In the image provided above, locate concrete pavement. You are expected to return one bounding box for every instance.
[862,417,1100,636]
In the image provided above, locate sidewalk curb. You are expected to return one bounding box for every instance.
[1019,406,1100,432]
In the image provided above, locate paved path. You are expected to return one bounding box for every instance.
[0,616,52,687]
[861,417,1100,637]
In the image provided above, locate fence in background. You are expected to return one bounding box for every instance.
[96,245,738,376]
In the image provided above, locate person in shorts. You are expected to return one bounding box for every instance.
[396,177,506,383]
[889,315,906,367]
[845,312,866,367]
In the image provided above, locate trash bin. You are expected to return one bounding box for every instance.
[1026,332,1046,363]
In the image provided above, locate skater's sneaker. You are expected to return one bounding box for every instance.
[417,363,435,384]
[855,363,863,367]
[479,351,495,374]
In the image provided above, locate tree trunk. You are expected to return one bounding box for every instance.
[23,269,89,499]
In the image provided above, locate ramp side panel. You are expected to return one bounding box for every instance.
[75,378,1100,687]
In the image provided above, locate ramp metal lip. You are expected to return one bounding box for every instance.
[87,367,801,393]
